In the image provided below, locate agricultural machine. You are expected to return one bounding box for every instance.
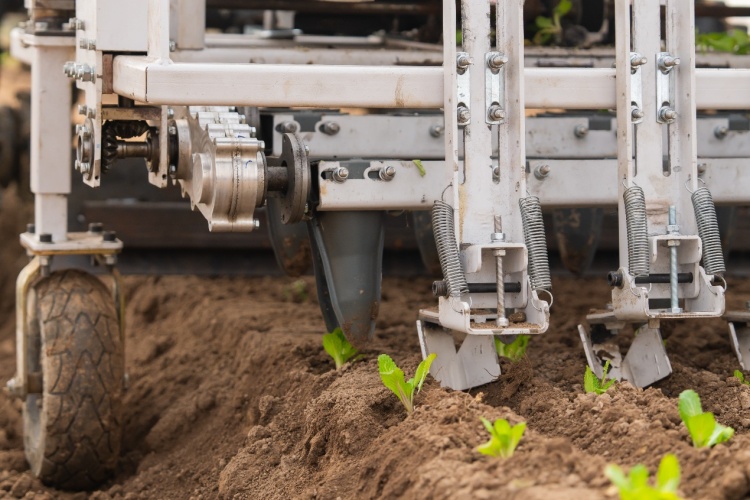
[3,0,750,490]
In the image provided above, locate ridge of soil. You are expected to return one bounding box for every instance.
[1,185,750,499]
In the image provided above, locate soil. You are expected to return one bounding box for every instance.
[2,182,750,499]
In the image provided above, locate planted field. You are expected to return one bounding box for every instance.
[1,186,750,499]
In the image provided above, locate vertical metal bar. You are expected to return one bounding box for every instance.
[615,0,634,270]
[31,43,72,242]
[668,206,680,312]
[149,0,172,61]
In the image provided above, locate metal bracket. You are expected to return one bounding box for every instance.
[727,311,750,370]
[456,51,471,127]
[485,51,506,125]
[656,52,679,124]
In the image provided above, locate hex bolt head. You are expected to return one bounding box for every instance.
[167,108,175,119]
[78,105,88,116]
[277,121,298,134]
[26,223,35,234]
[456,53,471,72]
[631,107,645,121]
[332,166,349,183]
[491,232,506,242]
[487,53,508,70]
[39,233,53,243]
[379,165,396,181]
[102,231,117,242]
[457,106,471,125]
[321,122,340,136]
[488,105,505,122]
[714,126,729,139]
[574,124,589,138]
[534,164,551,180]
[69,17,84,30]
[168,125,177,136]
[658,106,677,123]
[80,162,91,174]
[63,62,76,77]
[88,222,104,233]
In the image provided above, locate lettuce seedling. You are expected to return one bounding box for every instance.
[476,417,526,459]
[533,0,573,45]
[678,389,734,448]
[322,327,359,370]
[605,454,683,500]
[495,335,530,363]
[734,370,750,387]
[584,360,616,395]
[378,353,436,414]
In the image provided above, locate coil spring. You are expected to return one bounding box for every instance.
[623,185,650,276]
[519,196,552,291]
[692,187,726,277]
[432,201,468,298]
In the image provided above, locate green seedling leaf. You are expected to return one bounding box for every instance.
[412,159,426,177]
[322,327,359,370]
[494,335,530,362]
[734,370,750,387]
[535,16,553,29]
[605,454,684,500]
[678,390,734,448]
[476,417,526,458]
[378,353,436,414]
[554,0,573,17]
[584,360,616,395]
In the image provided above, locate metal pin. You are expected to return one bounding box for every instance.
[494,216,509,328]
[668,206,682,314]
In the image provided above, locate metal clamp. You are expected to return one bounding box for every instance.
[630,52,645,125]
[485,51,506,125]
[656,52,678,124]
[456,52,471,127]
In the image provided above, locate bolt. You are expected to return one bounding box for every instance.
[304,145,310,154]
[102,231,117,242]
[78,105,88,116]
[574,124,589,138]
[630,53,647,69]
[492,165,500,178]
[39,233,53,243]
[658,55,681,73]
[491,232,506,242]
[87,108,96,119]
[457,106,470,125]
[69,17,84,30]
[238,114,246,124]
[169,164,177,176]
[169,40,177,52]
[332,166,349,183]
[631,107,645,121]
[534,164,551,180]
[714,125,729,139]
[658,106,677,123]
[168,125,177,136]
[80,162,91,174]
[429,125,444,138]
[63,62,76,77]
[456,53,471,73]
[88,222,103,233]
[379,165,396,181]
[488,105,505,122]
[76,64,95,82]
[34,21,49,32]
[167,108,175,119]
[697,163,707,175]
[487,53,508,71]
[321,122,340,136]
[277,121,298,134]
[26,223,35,234]
[79,126,91,139]
[79,38,96,50]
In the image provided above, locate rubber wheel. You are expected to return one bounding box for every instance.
[23,270,124,490]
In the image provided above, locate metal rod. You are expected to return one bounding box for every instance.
[206,0,441,15]
[494,216,508,328]
[668,206,681,313]
[432,281,522,296]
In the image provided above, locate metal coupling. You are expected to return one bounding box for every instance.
[379,165,396,181]
[534,164,551,180]
[457,106,471,126]
[658,106,677,123]
[487,105,505,122]
[574,125,588,138]
[658,55,681,74]
[332,166,349,183]
[320,122,340,136]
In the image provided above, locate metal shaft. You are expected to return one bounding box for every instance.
[668,206,681,313]
[494,216,509,327]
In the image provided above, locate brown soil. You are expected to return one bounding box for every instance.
[2,185,750,499]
